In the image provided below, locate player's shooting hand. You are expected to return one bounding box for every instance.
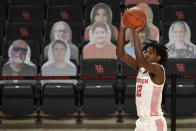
[120,11,127,29]
[134,23,146,34]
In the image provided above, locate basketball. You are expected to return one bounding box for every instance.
[123,7,147,30]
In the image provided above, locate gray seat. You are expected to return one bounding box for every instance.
[81,59,118,116]
[165,58,196,115]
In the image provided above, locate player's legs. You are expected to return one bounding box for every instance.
[134,117,167,131]
[135,119,152,131]
[154,117,167,131]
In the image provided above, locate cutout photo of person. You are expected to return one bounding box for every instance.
[125,3,159,42]
[42,40,77,85]
[2,39,37,84]
[84,3,118,42]
[83,22,117,59]
[44,21,78,63]
[124,24,151,57]
[166,21,196,58]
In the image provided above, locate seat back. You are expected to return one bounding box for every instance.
[42,83,76,116]
[83,84,116,115]
[8,6,44,23]
[123,84,137,115]
[85,0,121,6]
[162,0,196,6]
[80,59,118,115]
[0,6,5,25]
[81,59,118,85]
[2,84,35,116]
[166,58,196,85]
[124,0,159,6]
[6,23,43,41]
[47,6,83,23]
[120,61,137,115]
[48,0,83,6]
[0,24,3,43]
[10,0,46,6]
[165,58,196,115]
[121,61,137,85]
[165,85,196,115]
[161,6,196,22]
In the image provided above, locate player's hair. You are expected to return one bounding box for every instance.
[143,40,168,66]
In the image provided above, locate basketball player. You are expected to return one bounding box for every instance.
[117,14,168,131]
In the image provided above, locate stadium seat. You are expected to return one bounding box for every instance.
[165,58,196,85]
[123,83,137,115]
[194,95,196,114]
[82,84,117,115]
[6,23,43,42]
[47,6,83,23]
[124,0,160,6]
[120,61,137,115]
[41,83,77,116]
[1,0,196,123]
[0,46,2,71]
[164,58,196,115]
[0,24,3,43]
[0,6,5,25]
[81,59,118,84]
[0,0,10,7]
[161,6,196,22]
[161,0,196,6]
[48,0,83,6]
[85,0,121,6]
[8,6,45,23]
[0,40,2,57]
[1,83,38,117]
[165,85,196,115]
[80,59,118,115]
[10,0,46,6]
[120,61,137,86]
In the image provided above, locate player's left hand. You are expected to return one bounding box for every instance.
[120,11,127,29]
[134,23,146,34]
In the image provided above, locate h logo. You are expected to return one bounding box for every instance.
[177,64,185,72]
[95,64,104,73]
[22,11,30,20]
[19,28,29,36]
[60,11,69,20]
[176,11,184,20]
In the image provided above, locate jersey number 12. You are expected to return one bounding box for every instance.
[136,85,143,97]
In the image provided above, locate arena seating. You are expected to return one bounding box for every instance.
[80,59,118,116]
[8,6,45,24]
[0,0,196,124]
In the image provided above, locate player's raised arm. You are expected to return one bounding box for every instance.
[133,25,163,76]
[116,12,140,70]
